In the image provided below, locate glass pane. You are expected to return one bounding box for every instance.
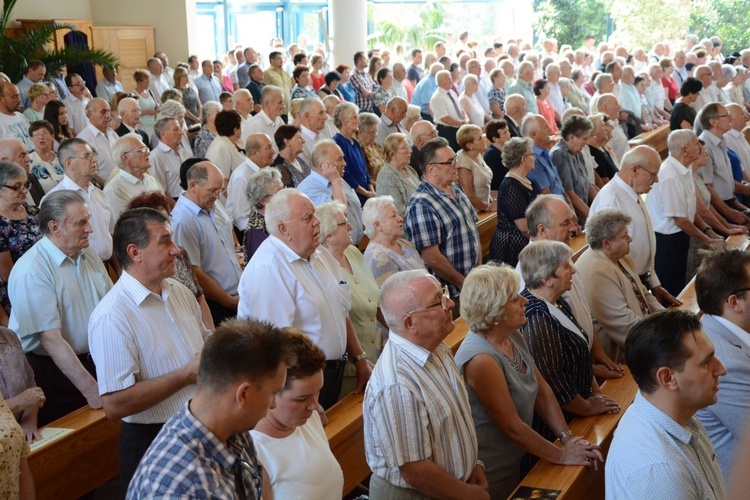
[231,11,279,50]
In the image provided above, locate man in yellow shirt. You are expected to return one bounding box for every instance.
[263,51,293,119]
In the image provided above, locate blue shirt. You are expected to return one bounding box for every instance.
[506,79,539,114]
[127,402,262,499]
[171,196,242,296]
[334,133,372,205]
[194,74,222,105]
[16,76,34,109]
[297,170,364,244]
[412,75,438,115]
[338,82,355,103]
[528,146,565,196]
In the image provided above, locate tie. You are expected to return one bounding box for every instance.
[446,91,463,119]
[618,262,651,316]
[636,197,654,271]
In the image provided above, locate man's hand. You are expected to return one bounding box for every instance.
[652,285,681,307]
[180,353,202,385]
[466,465,490,498]
[353,358,374,393]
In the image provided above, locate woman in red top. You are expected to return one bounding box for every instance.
[534,79,560,134]
[310,54,326,92]
[659,57,678,105]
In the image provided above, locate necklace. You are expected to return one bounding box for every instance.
[498,339,523,372]
[527,288,558,308]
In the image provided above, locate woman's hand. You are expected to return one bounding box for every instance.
[558,436,604,469]
[586,393,620,415]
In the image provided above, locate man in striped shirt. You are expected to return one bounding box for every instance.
[89,208,209,490]
[363,270,489,499]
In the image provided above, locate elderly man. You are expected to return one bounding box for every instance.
[646,130,725,296]
[0,138,43,205]
[48,138,116,264]
[391,62,408,101]
[95,67,124,104]
[104,134,163,219]
[16,60,45,109]
[724,103,750,177]
[691,65,715,112]
[232,89,254,143]
[155,51,175,84]
[226,133,275,230]
[0,82,33,152]
[522,114,567,197]
[646,64,672,119]
[172,161,242,324]
[545,63,565,119]
[364,270,489,499]
[376,96,408,147]
[245,85,285,151]
[618,66,642,118]
[412,62,443,121]
[149,117,190,199]
[238,188,372,409]
[694,250,750,485]
[115,97,151,146]
[606,310,726,499]
[128,319,293,499]
[299,98,328,166]
[350,51,376,113]
[506,61,539,114]
[408,120,437,177]
[590,146,680,306]
[76,98,119,181]
[89,208,207,489]
[298,139,364,244]
[430,70,468,151]
[63,73,90,133]
[503,94,526,138]
[321,94,341,139]
[598,93,629,163]
[146,57,170,104]
[9,190,112,425]
[466,58,491,116]
[263,51,293,117]
[195,60,222,105]
[404,137,480,303]
[244,63,265,113]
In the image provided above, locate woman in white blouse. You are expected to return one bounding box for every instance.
[251,329,344,500]
[459,74,490,129]
[456,124,496,212]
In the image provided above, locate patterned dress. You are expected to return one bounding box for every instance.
[490,177,538,266]
[0,205,41,314]
[364,239,425,286]
[193,126,217,159]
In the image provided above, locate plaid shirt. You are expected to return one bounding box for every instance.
[128,402,262,499]
[350,68,376,112]
[404,180,480,297]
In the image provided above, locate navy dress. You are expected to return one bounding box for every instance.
[490,177,538,266]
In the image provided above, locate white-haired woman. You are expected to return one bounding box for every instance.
[316,201,383,397]
[400,104,421,145]
[459,74,491,128]
[334,103,375,205]
[193,101,221,158]
[455,264,603,499]
[244,168,284,262]
[375,133,420,215]
[362,196,425,286]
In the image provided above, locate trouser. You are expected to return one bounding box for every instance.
[436,124,460,152]
[654,231,690,296]
[420,111,433,122]
[26,352,96,426]
[119,422,164,492]
[369,473,429,500]
[319,356,347,410]
[206,298,237,327]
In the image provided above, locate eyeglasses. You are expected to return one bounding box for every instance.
[638,165,659,180]
[714,113,731,119]
[402,286,451,318]
[71,153,98,161]
[125,146,149,155]
[32,130,52,138]
[430,155,458,167]
[3,180,32,192]
[523,152,535,158]
[196,183,224,199]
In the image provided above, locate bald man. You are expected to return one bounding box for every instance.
[409,120,438,177]
[503,94,526,138]
[376,96,408,147]
[226,133,275,230]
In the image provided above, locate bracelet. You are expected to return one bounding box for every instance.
[556,429,573,443]
[351,352,368,364]
[475,459,485,471]
[702,226,711,234]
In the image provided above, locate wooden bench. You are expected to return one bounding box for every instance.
[628,124,670,159]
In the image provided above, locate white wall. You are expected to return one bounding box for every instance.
[10,0,92,25]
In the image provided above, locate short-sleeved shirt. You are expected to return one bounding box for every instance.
[528,146,566,196]
[550,139,590,205]
[699,130,735,201]
[404,180,480,297]
[76,124,120,181]
[411,75,438,116]
[193,74,222,104]
[506,79,539,114]
[149,142,191,198]
[646,155,696,235]
[8,237,112,355]
[103,170,163,220]
[0,112,33,152]
[297,170,364,245]
[171,196,242,296]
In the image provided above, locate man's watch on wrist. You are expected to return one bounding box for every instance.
[352,352,368,364]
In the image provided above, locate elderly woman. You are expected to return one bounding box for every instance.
[291,65,318,101]
[567,69,590,112]
[670,77,702,131]
[455,264,603,499]
[457,124,495,212]
[484,119,511,190]
[0,394,35,498]
[335,64,355,103]
[28,121,63,193]
[334,102,375,205]
[490,137,538,266]
[309,54,326,91]
[133,69,158,136]
[318,71,342,100]
[576,209,664,362]
[174,66,201,126]
[205,109,247,181]
[534,79,559,134]
[488,68,507,119]
[363,196,425,286]
[273,125,312,187]
[317,201,383,396]
[125,191,215,331]
[557,78,574,114]
[375,133,420,215]
[22,83,49,122]
[251,329,344,498]
[460,74,491,128]
[244,168,284,262]
[358,112,385,181]
[550,115,595,223]
[725,66,747,106]
[400,104,421,144]
[43,100,74,146]
[519,241,619,444]
[372,67,394,116]
[587,113,617,183]
[193,100,221,158]
[0,163,41,326]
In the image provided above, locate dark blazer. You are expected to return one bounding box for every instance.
[409,145,423,178]
[115,123,151,149]
[506,116,522,138]
[28,175,44,206]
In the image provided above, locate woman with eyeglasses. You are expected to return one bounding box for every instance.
[317,201,384,398]
[42,100,74,149]
[457,124,496,213]
[375,134,420,215]
[489,137,538,267]
[28,121,64,194]
[250,328,344,499]
[0,162,41,326]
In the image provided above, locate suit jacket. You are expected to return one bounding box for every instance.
[697,314,750,481]
[409,145,423,178]
[575,248,663,362]
[506,115,522,138]
[28,175,44,206]
[115,123,152,150]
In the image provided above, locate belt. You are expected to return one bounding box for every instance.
[325,355,348,370]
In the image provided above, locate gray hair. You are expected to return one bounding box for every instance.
[502,137,533,169]
[232,88,251,106]
[245,167,282,210]
[265,188,308,237]
[201,101,221,125]
[358,112,380,132]
[39,190,86,236]
[333,102,358,129]
[621,145,659,172]
[157,100,185,120]
[667,129,697,156]
[362,195,396,239]
[721,64,737,80]
[85,97,108,116]
[260,85,283,105]
[310,139,338,169]
[594,73,613,91]
[0,161,26,188]
[460,263,521,335]
[316,200,348,244]
[558,77,571,90]
[299,97,322,119]
[112,133,144,167]
[380,270,435,333]
[185,161,210,185]
[520,113,544,138]
[526,194,568,237]
[519,240,572,289]
[154,117,177,139]
[586,208,632,250]
[57,138,91,167]
[461,74,478,88]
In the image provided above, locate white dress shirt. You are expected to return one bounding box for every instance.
[246,110,284,153]
[430,87,463,125]
[239,112,253,145]
[63,94,90,135]
[547,81,565,116]
[609,121,630,163]
[103,169,164,219]
[148,72,172,103]
[646,156,696,235]
[725,128,750,177]
[76,123,120,181]
[299,125,320,167]
[149,141,191,198]
[225,158,260,230]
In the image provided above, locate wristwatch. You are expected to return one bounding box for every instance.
[352,352,368,364]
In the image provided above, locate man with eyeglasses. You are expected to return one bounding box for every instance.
[0,138,44,206]
[376,96,408,148]
[62,73,90,134]
[408,120,438,177]
[115,97,151,148]
[646,129,725,296]
[364,270,489,499]
[0,81,34,153]
[104,134,163,219]
[150,117,190,199]
[128,319,294,500]
[171,161,242,325]
[404,137,480,313]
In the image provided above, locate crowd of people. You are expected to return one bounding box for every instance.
[0,27,749,500]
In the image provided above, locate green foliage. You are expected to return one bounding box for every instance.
[367,0,449,50]
[690,0,750,54]
[0,0,118,81]
[610,0,689,49]
[533,0,608,49]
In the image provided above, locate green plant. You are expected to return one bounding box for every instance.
[367,0,449,51]
[533,0,609,49]
[0,0,118,81]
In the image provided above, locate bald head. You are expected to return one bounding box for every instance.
[384,96,407,123]
[380,271,439,335]
[411,120,437,150]
[504,94,526,121]
[0,138,30,172]
[727,103,745,132]
[246,133,275,168]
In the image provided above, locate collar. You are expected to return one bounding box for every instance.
[176,194,209,216]
[268,234,316,264]
[707,314,750,349]
[118,169,143,184]
[84,123,108,138]
[119,270,173,305]
[180,401,240,474]
[157,140,179,153]
[726,129,743,139]
[307,169,331,188]
[702,130,723,146]
[238,157,261,173]
[258,109,274,126]
[381,114,396,127]
[665,154,691,174]
[532,144,550,156]
[634,392,694,444]
[39,236,85,267]
[300,125,318,142]
[387,331,431,367]
[58,175,94,194]
[612,174,640,202]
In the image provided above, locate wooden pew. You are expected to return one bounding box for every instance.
[628,124,670,159]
